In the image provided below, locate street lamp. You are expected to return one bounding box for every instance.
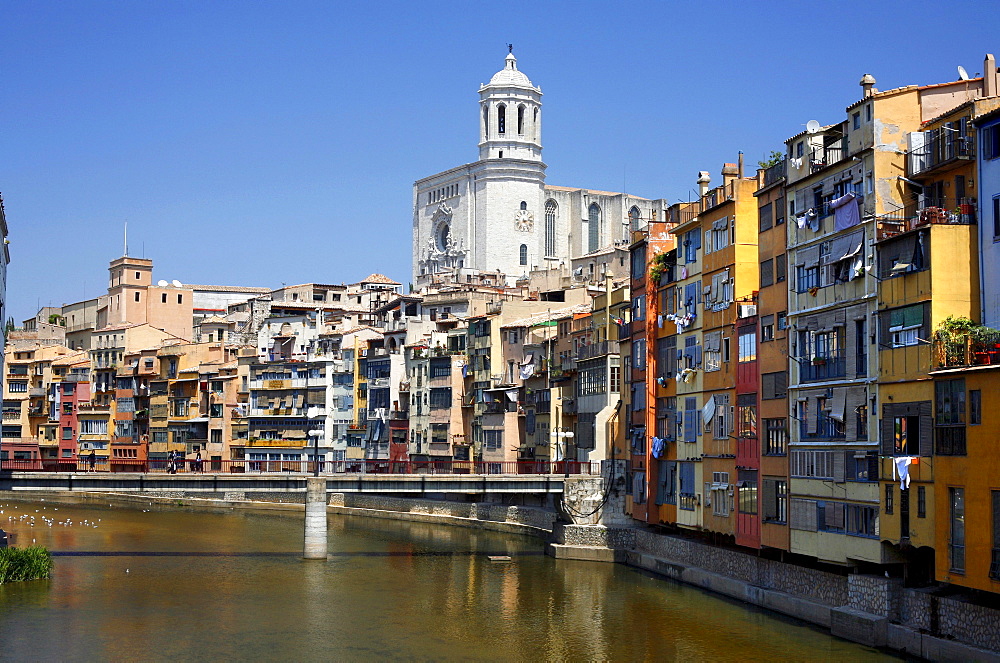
[307,405,324,477]
[550,428,575,477]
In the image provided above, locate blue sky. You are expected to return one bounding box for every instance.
[1,0,996,322]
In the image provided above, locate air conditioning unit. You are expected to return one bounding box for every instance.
[738,304,757,318]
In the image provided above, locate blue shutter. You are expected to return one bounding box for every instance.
[691,229,701,250]
[694,345,703,365]
[680,462,695,493]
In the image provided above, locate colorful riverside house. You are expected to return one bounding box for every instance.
[753,155,791,553]
[874,95,999,585]
[56,357,91,469]
[586,273,626,466]
[648,245,678,527]
[624,218,673,521]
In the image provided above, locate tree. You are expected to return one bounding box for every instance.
[758,150,784,170]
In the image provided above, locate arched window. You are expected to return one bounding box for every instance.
[519,244,528,266]
[588,203,601,253]
[483,106,489,137]
[497,104,506,134]
[517,105,525,134]
[545,199,557,257]
[533,108,539,140]
[629,206,642,234]
[520,201,527,210]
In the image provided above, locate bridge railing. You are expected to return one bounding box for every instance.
[0,458,602,476]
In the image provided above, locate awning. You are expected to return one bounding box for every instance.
[798,245,821,268]
[186,417,209,423]
[711,216,729,230]
[828,230,864,262]
[828,389,847,423]
[520,353,534,366]
[505,389,518,402]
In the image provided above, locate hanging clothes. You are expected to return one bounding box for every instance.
[892,456,913,490]
[651,437,665,459]
[831,192,861,230]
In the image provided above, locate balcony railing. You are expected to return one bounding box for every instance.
[576,340,620,362]
[797,353,846,382]
[762,158,786,187]
[876,198,977,240]
[933,332,1000,369]
[799,415,847,440]
[908,130,975,177]
[810,143,845,173]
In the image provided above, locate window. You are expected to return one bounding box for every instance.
[797,265,819,292]
[544,200,557,256]
[775,254,786,282]
[853,111,861,130]
[483,429,503,451]
[950,487,965,572]
[738,331,756,363]
[893,415,920,455]
[760,259,774,288]
[713,394,731,440]
[497,104,506,134]
[134,291,140,302]
[846,504,878,538]
[588,204,601,253]
[970,389,981,425]
[8,381,27,393]
[738,470,758,515]
[632,295,645,321]
[629,206,642,233]
[777,312,787,331]
[161,293,167,303]
[737,394,757,439]
[885,483,894,515]
[710,471,731,516]
[62,427,73,440]
[517,105,524,134]
[994,196,1000,239]
[79,419,108,435]
[763,418,786,455]
[918,486,926,518]
[762,478,787,523]
[117,398,134,412]
[759,203,773,232]
[796,141,804,158]
[790,450,835,479]
[935,379,966,455]
[761,372,787,400]
[992,491,1000,580]
[683,228,701,264]
[519,244,527,266]
[984,124,1000,160]
[177,294,183,304]
[761,315,775,342]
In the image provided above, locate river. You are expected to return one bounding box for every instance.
[0,497,898,661]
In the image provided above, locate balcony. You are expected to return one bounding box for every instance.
[577,340,619,362]
[797,353,846,382]
[908,129,975,178]
[876,198,977,240]
[761,158,786,188]
[809,143,845,173]
[389,409,409,420]
[29,387,46,397]
[933,331,1000,369]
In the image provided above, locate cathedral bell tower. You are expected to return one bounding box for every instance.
[478,49,542,162]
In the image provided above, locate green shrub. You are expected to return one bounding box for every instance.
[0,546,54,583]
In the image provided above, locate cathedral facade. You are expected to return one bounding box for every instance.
[412,51,666,287]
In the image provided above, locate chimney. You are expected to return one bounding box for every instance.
[697,171,711,197]
[985,54,997,98]
[721,163,739,189]
[860,73,876,98]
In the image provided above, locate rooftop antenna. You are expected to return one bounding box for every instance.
[123,220,128,257]
[957,65,970,81]
[806,120,821,134]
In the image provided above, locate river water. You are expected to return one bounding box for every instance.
[0,497,897,662]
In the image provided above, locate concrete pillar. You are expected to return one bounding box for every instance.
[303,477,328,560]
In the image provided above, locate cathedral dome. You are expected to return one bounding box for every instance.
[488,52,534,88]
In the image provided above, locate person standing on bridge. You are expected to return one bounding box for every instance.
[88,450,96,472]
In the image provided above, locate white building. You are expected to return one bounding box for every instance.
[413,51,667,288]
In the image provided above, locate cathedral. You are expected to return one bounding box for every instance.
[412,50,667,287]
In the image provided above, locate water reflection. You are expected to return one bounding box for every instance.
[0,499,896,661]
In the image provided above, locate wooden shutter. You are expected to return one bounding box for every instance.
[790,498,817,531]
[762,478,777,520]
[833,451,846,483]
[880,403,895,456]
[918,401,933,457]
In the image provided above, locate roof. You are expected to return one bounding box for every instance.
[198,315,231,325]
[51,351,90,366]
[358,273,401,285]
[484,52,536,89]
[545,184,650,200]
[502,304,591,329]
[186,284,271,294]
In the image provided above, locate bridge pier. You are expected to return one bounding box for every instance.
[303,477,328,560]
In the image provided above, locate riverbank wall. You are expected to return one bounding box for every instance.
[11,490,1000,660]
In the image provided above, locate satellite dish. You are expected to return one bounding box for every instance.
[806,120,821,134]
[957,65,970,81]
[157,280,168,287]
[171,279,183,288]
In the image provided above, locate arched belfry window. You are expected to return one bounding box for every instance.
[497,104,506,134]
[533,108,539,140]
[483,106,489,137]
[520,201,527,211]
[517,105,525,135]
[588,203,601,253]
[544,200,557,257]
[629,206,642,234]
[519,244,528,266]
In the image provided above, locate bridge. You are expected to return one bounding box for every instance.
[0,470,578,496]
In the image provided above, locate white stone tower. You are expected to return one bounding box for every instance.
[478,49,543,162]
